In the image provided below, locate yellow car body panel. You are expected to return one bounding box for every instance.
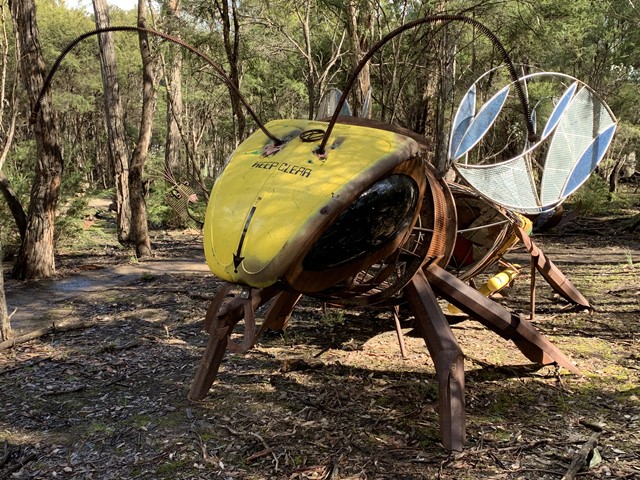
[203,119,419,288]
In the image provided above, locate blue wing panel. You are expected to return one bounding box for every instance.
[453,86,510,160]
[449,84,476,160]
[561,124,617,198]
[541,82,578,140]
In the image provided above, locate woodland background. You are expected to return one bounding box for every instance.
[0,2,639,478]
[0,0,639,334]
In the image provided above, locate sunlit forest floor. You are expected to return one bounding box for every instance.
[1,211,639,479]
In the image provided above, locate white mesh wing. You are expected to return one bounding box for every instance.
[540,87,616,204]
[455,155,542,214]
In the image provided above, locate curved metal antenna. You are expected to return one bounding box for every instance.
[317,14,534,155]
[30,26,282,145]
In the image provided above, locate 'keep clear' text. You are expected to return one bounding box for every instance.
[251,161,312,178]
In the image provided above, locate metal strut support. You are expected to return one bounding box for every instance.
[513,226,590,309]
[424,264,580,375]
[405,270,466,451]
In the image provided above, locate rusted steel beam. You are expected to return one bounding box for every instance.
[204,283,234,332]
[260,291,302,331]
[530,256,536,321]
[513,226,590,309]
[424,264,580,375]
[406,270,465,451]
[189,286,280,400]
[189,297,236,401]
[392,305,408,358]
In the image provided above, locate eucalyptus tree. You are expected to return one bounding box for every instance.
[258,0,346,120]
[93,0,132,242]
[161,0,184,177]
[0,1,17,334]
[213,0,245,145]
[10,0,64,279]
[0,0,25,240]
[128,0,156,258]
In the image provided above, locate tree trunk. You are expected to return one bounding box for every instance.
[165,53,183,176]
[0,172,27,239]
[299,1,316,120]
[164,0,184,178]
[0,241,10,342]
[434,27,456,176]
[92,0,132,242]
[10,0,64,279]
[345,0,372,118]
[0,4,26,240]
[214,0,246,144]
[0,3,27,240]
[129,0,156,258]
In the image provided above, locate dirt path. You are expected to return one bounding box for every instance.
[4,245,209,335]
[1,223,639,479]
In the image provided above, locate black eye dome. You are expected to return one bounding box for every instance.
[303,174,419,271]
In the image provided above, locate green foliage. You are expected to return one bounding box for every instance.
[612,121,640,155]
[1,0,638,258]
[567,174,612,214]
[146,187,176,228]
[54,197,88,246]
[321,310,345,327]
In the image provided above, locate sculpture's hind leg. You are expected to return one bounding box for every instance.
[424,263,580,374]
[514,226,590,309]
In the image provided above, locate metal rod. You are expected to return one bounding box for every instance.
[530,255,537,321]
[392,306,408,358]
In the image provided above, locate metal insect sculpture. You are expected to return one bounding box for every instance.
[36,14,616,451]
[161,168,207,227]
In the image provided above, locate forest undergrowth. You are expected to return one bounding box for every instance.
[0,213,639,479]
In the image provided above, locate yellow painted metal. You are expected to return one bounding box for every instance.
[203,119,418,287]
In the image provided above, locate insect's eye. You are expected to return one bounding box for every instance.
[303,174,419,271]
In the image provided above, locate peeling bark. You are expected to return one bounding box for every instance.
[10,0,63,279]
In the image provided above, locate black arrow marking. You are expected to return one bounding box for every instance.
[233,205,257,272]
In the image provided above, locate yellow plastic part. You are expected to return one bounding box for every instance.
[203,119,419,288]
[447,265,520,315]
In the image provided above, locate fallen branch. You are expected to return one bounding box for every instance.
[0,319,98,351]
[561,432,601,480]
[0,356,52,376]
[0,452,36,480]
[42,384,87,396]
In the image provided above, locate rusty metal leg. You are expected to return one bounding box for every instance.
[252,291,302,343]
[514,226,590,309]
[204,283,234,332]
[262,291,302,331]
[189,286,280,400]
[188,296,237,401]
[392,306,408,358]
[406,270,465,451]
[530,255,537,321]
[424,263,580,375]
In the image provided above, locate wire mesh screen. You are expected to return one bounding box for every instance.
[455,155,542,214]
[540,87,616,204]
